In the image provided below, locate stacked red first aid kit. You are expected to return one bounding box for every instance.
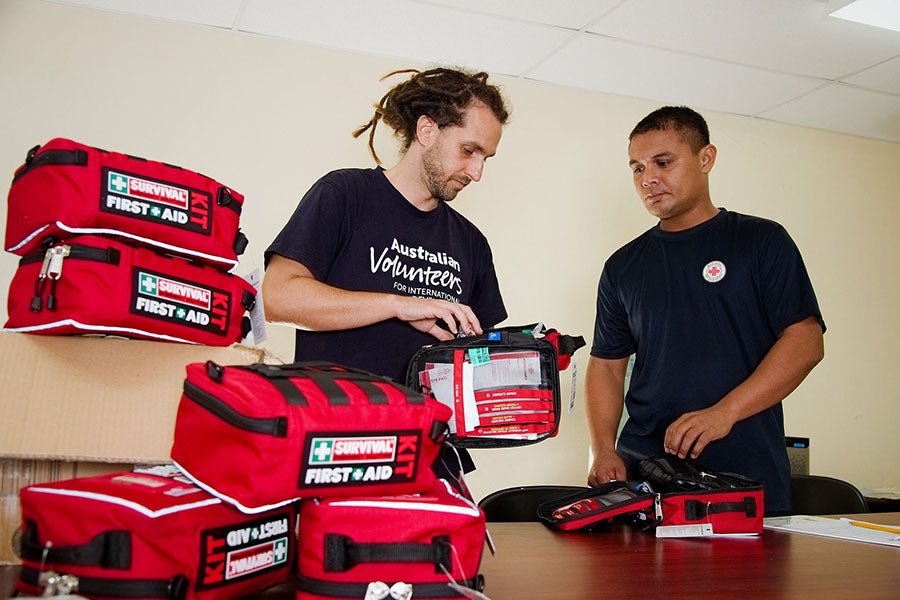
[16,328,584,598]
[4,138,256,345]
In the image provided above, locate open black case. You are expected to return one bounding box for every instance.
[405,323,584,448]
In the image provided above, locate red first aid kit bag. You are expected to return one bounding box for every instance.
[6,138,248,271]
[16,467,296,599]
[296,480,486,600]
[406,323,584,447]
[537,456,764,535]
[171,361,453,514]
[5,235,255,345]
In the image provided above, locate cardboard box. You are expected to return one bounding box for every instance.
[0,332,266,571]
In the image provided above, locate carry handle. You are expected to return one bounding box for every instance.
[323,534,452,574]
[683,497,758,520]
[20,521,131,570]
[237,362,425,407]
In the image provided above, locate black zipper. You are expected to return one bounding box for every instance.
[19,243,121,267]
[22,243,121,313]
[19,565,188,599]
[183,380,288,437]
[12,147,89,184]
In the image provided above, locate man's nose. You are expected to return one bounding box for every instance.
[641,169,658,187]
[465,159,484,182]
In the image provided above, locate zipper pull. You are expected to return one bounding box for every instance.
[654,493,663,522]
[45,245,70,312]
[29,251,54,312]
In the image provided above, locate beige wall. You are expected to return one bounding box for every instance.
[2,0,898,502]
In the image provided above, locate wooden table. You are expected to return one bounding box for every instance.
[4,514,898,599]
[479,513,900,599]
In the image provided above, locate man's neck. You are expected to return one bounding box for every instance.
[383,155,439,212]
[659,201,719,232]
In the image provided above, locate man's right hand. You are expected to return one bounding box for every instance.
[394,296,482,341]
[588,449,627,487]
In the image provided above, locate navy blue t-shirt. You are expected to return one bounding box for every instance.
[591,209,825,514]
[265,168,507,383]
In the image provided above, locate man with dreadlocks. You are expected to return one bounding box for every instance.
[263,67,509,383]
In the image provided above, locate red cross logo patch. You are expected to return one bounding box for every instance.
[702,260,726,283]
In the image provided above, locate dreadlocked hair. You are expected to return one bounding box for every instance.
[352,67,509,164]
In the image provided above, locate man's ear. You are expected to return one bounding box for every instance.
[415,115,438,149]
[700,144,717,174]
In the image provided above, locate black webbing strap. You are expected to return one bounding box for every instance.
[216,187,242,215]
[555,333,586,358]
[233,230,249,255]
[323,534,452,574]
[18,566,188,599]
[239,362,424,406]
[21,522,131,570]
[683,496,757,521]
[240,289,256,311]
[237,363,309,406]
[13,146,89,183]
[296,573,484,599]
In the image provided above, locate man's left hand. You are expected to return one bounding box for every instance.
[664,406,735,459]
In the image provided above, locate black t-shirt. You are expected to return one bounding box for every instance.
[591,209,825,514]
[265,168,507,382]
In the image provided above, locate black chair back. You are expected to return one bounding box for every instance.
[478,485,590,522]
[790,475,868,515]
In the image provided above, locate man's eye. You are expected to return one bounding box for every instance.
[633,166,643,174]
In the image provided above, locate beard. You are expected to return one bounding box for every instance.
[423,145,467,203]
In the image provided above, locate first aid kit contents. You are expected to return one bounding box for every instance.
[16,467,296,600]
[295,480,486,600]
[406,324,584,447]
[6,138,248,271]
[5,235,256,345]
[171,361,453,514]
[537,456,764,535]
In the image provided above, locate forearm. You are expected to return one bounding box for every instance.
[714,316,825,423]
[264,271,399,331]
[584,356,628,454]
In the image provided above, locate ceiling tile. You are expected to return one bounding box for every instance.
[238,0,572,76]
[419,0,621,30]
[528,34,823,116]
[54,0,244,28]
[757,83,900,142]
[841,56,900,95]
[587,0,900,80]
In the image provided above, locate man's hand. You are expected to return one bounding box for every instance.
[664,405,735,460]
[588,448,627,486]
[394,296,482,341]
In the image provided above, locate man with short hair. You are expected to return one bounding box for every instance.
[264,67,508,382]
[585,106,825,515]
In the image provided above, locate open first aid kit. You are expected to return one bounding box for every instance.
[171,361,453,514]
[537,456,764,535]
[405,323,584,447]
[5,234,256,345]
[6,138,248,271]
[16,467,295,600]
[295,480,486,600]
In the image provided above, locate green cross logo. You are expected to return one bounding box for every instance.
[139,274,158,295]
[352,468,364,481]
[150,206,162,218]
[176,307,186,319]
[109,173,129,194]
[310,440,333,464]
[273,539,288,563]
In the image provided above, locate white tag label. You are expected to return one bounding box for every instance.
[568,361,578,415]
[244,268,268,344]
[655,523,714,538]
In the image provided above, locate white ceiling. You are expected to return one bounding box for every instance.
[51,0,900,143]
